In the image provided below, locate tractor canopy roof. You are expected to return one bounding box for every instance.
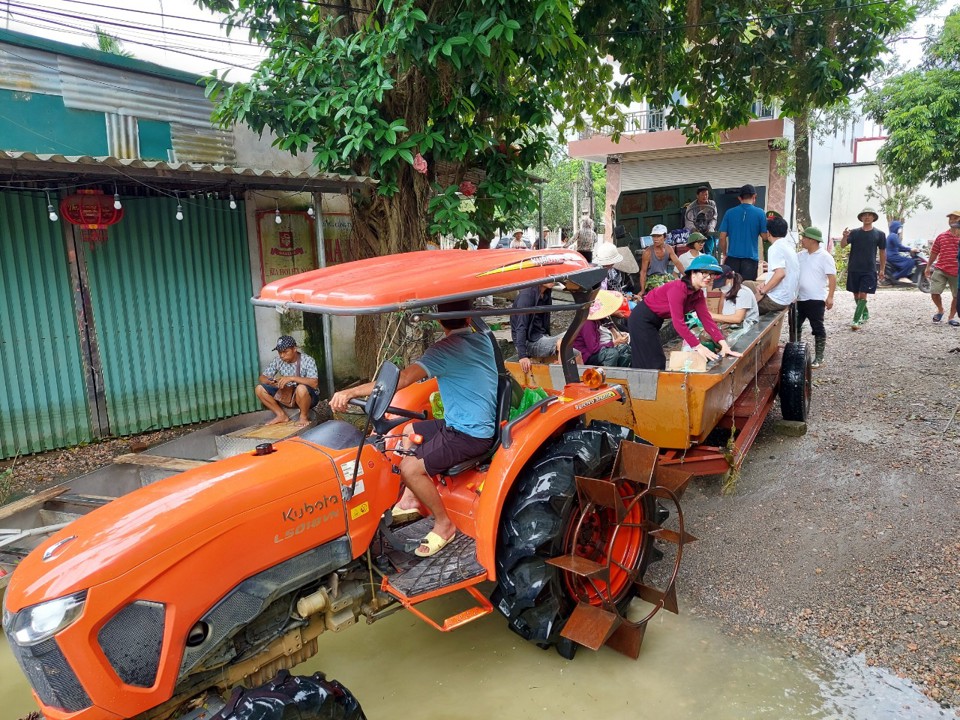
[254,249,603,315]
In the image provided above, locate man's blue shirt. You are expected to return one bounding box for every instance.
[416,328,497,439]
[719,203,768,261]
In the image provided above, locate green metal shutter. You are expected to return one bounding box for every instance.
[0,191,92,457]
[83,196,259,436]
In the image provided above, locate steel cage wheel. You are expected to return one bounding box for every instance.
[492,422,654,653]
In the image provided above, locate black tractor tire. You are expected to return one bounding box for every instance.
[491,421,655,658]
[917,273,932,293]
[212,671,365,720]
[779,341,812,422]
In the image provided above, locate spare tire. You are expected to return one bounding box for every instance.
[491,421,656,658]
[779,341,812,422]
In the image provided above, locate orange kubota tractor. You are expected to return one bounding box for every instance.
[3,249,694,720]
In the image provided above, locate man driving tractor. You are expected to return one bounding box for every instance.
[330,300,497,557]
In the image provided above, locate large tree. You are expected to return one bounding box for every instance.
[199,0,917,369]
[865,8,960,187]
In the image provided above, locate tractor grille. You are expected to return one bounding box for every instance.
[3,615,91,713]
[98,601,165,687]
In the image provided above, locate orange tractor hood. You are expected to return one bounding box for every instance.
[5,442,343,611]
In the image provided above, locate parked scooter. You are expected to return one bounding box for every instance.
[880,248,930,292]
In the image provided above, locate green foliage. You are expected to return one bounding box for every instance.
[578,0,918,144]
[86,26,134,57]
[0,465,14,506]
[517,151,605,234]
[199,0,615,242]
[832,242,849,287]
[198,0,918,246]
[866,7,960,187]
[865,164,932,222]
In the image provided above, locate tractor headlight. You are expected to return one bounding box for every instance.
[9,591,86,646]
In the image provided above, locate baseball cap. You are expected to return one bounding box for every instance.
[651,224,668,235]
[739,184,757,197]
[712,264,734,289]
[947,210,960,218]
[273,335,297,351]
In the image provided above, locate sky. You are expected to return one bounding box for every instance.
[0,1,949,81]
[0,0,264,79]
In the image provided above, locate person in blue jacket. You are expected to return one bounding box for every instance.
[885,220,915,283]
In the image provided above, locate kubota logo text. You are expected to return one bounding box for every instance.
[274,495,341,544]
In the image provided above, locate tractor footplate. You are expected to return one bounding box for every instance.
[383,518,485,598]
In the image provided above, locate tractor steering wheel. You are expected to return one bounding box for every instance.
[347,361,426,431]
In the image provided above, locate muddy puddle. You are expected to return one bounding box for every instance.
[1,590,949,719]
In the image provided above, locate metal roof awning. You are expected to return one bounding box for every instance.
[0,151,375,192]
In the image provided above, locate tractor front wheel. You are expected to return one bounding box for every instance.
[492,422,655,658]
[211,671,365,720]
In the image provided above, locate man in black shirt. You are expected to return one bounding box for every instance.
[840,207,886,330]
[511,284,562,372]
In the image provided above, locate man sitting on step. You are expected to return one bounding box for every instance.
[256,335,321,427]
[330,301,497,558]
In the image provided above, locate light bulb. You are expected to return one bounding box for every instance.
[275,209,282,224]
[229,193,237,210]
[176,204,184,221]
[113,193,122,210]
[48,204,58,222]
[307,206,315,217]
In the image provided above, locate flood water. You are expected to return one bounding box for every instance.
[1,590,950,720]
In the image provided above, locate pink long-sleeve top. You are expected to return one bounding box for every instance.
[642,279,725,348]
[572,319,610,360]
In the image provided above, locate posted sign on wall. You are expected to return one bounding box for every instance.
[257,210,318,286]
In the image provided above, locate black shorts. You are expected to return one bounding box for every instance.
[411,419,494,476]
[846,270,878,294]
[260,382,320,407]
[726,256,759,281]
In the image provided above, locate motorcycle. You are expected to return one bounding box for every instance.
[880,248,930,292]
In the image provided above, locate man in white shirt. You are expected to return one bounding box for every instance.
[795,226,836,368]
[749,216,799,314]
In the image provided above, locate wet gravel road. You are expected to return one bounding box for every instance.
[677,286,960,711]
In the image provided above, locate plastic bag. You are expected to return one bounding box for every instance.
[429,391,444,420]
[509,387,548,420]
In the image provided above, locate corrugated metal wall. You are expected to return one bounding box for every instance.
[82,196,259,436]
[0,191,92,457]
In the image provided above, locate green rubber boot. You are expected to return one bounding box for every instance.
[862,303,870,322]
[812,336,826,368]
[852,299,865,329]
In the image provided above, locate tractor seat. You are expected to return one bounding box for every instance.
[443,372,521,478]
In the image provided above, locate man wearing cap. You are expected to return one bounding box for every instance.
[925,211,960,325]
[639,224,684,294]
[746,216,799,315]
[509,230,528,249]
[796,227,836,368]
[684,186,718,235]
[256,336,321,426]
[841,207,886,329]
[718,184,769,281]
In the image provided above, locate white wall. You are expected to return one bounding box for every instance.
[830,163,960,246]
[808,116,861,231]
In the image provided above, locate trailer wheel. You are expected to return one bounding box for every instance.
[212,670,365,720]
[779,341,812,422]
[492,421,655,657]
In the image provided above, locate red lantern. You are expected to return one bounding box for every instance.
[60,189,124,246]
[459,180,476,197]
